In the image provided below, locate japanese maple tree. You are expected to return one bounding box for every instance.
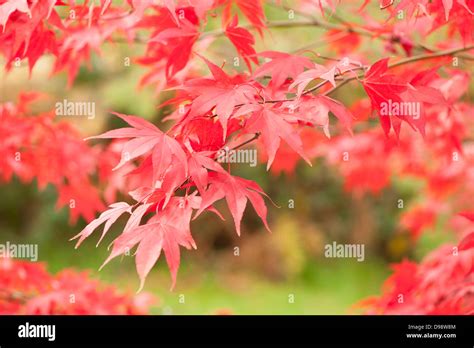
[1,0,473,314]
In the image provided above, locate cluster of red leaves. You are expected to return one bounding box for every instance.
[359,215,474,314]
[0,0,154,85]
[71,51,361,290]
[0,93,104,223]
[0,93,134,223]
[0,258,154,314]
[376,0,474,43]
[0,0,264,90]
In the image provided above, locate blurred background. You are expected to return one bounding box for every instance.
[0,2,461,314]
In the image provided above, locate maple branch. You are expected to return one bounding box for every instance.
[121,14,474,64]
[322,45,474,96]
[327,12,474,61]
[207,65,365,113]
[201,20,326,39]
[271,3,474,61]
[203,45,471,124]
[388,45,474,67]
[416,44,474,61]
[121,19,339,44]
[268,3,384,41]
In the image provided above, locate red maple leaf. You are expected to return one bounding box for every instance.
[100,195,199,290]
[72,202,132,247]
[219,0,266,34]
[88,112,187,187]
[361,58,425,137]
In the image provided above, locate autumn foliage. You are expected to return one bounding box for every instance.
[1,0,474,314]
[360,218,474,314]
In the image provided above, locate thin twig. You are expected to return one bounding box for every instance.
[231,133,261,150]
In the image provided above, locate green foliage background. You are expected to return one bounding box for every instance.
[0,1,458,314]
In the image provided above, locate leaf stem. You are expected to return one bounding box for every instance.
[231,133,261,150]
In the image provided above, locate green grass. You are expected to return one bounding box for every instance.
[141,260,389,315]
